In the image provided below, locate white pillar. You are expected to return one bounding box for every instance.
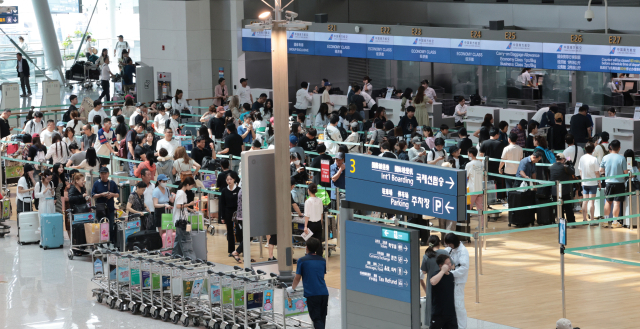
[31,0,65,82]
[109,0,116,49]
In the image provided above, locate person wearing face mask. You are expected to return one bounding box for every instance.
[153,174,175,238]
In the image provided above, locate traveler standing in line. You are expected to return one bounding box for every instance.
[330,153,346,209]
[92,167,119,243]
[324,115,342,155]
[98,57,114,102]
[549,153,576,225]
[420,235,449,326]
[218,123,244,172]
[35,170,56,234]
[413,86,430,127]
[499,132,524,200]
[63,95,79,122]
[497,121,509,145]
[429,253,458,329]
[548,112,568,151]
[290,237,329,329]
[563,134,585,210]
[219,171,242,262]
[214,78,228,107]
[237,78,252,105]
[466,148,484,228]
[600,139,628,228]
[570,105,591,147]
[16,52,32,97]
[444,233,469,329]
[304,183,324,241]
[579,143,600,225]
[510,119,527,148]
[409,136,427,162]
[593,131,609,163]
[322,82,335,113]
[153,174,174,237]
[525,120,539,151]
[172,177,197,259]
[94,117,118,166]
[17,164,36,215]
[473,114,494,144]
[23,111,45,135]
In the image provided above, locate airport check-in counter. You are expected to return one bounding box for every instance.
[431,103,453,129]
[565,114,603,136]
[499,108,536,131]
[466,106,501,144]
[602,117,640,153]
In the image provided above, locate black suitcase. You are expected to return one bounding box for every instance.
[126,230,163,251]
[72,222,87,245]
[536,199,556,225]
[508,190,536,227]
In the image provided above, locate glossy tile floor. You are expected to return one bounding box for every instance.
[0,220,517,329]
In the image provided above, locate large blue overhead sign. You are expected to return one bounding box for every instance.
[345,220,414,303]
[345,153,466,221]
[0,6,18,24]
[243,28,640,73]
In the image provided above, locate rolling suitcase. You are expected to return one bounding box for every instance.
[18,211,40,245]
[508,190,536,227]
[118,183,130,208]
[40,213,64,249]
[594,188,605,218]
[535,199,556,225]
[126,230,163,251]
[162,230,175,252]
[190,229,208,261]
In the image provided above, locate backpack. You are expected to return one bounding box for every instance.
[201,156,220,171]
[430,148,447,163]
[599,144,609,157]
[338,126,349,140]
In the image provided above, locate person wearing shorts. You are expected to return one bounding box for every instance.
[579,143,600,225]
[599,140,628,228]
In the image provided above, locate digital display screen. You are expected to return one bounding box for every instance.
[48,0,80,14]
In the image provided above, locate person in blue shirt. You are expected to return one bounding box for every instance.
[237,114,256,147]
[515,151,542,179]
[122,57,136,95]
[91,166,120,244]
[330,152,346,206]
[290,237,329,329]
[599,139,629,227]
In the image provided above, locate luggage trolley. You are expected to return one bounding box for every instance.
[150,256,195,320]
[165,258,210,324]
[175,261,215,326]
[67,208,108,260]
[129,250,174,317]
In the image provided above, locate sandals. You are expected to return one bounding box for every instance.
[231,253,241,263]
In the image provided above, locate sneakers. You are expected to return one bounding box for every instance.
[268,257,277,261]
[574,205,581,212]
[20,94,27,97]
[611,221,623,228]
[27,92,32,97]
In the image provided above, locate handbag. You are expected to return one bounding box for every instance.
[100,218,110,242]
[72,202,91,214]
[85,221,101,244]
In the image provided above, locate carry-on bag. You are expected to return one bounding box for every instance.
[72,222,87,245]
[162,229,175,250]
[188,212,204,231]
[190,229,208,261]
[161,213,176,230]
[84,221,101,244]
[18,211,40,245]
[535,198,556,225]
[100,218,110,242]
[126,230,163,251]
[508,189,536,227]
[40,213,64,249]
[118,183,130,207]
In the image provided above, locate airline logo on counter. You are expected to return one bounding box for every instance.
[506,42,531,50]
[557,44,583,52]
[369,36,392,43]
[611,47,637,55]
[327,34,348,41]
[288,32,312,40]
[458,40,481,48]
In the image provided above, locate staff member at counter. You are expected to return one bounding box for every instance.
[295,81,313,118]
[518,68,533,87]
[363,76,373,95]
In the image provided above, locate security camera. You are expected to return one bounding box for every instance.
[285,11,298,20]
[585,8,594,22]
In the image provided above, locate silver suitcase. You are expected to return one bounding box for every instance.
[18,211,40,245]
[190,230,208,261]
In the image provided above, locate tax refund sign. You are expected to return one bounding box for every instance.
[345,154,466,221]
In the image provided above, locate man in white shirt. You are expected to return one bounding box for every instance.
[324,115,342,154]
[88,100,108,124]
[426,138,447,166]
[422,80,436,101]
[114,35,130,59]
[23,111,45,135]
[94,117,118,166]
[294,81,313,117]
[466,148,484,226]
[129,103,149,126]
[531,107,549,126]
[322,82,334,113]
[237,78,252,106]
[154,103,170,134]
[40,120,56,147]
[156,127,181,158]
[499,132,524,201]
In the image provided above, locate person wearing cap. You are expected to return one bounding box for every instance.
[448,145,466,169]
[114,35,130,59]
[330,152,346,205]
[88,100,108,125]
[510,119,527,148]
[98,56,115,102]
[191,135,215,166]
[322,82,334,113]
[56,121,66,136]
[398,106,418,136]
[289,134,305,162]
[130,103,148,127]
[237,78,252,106]
[153,174,175,236]
[207,106,226,141]
[92,166,120,242]
[570,105,591,147]
[17,164,36,215]
[23,111,45,135]
[154,103,171,134]
[550,152,577,224]
[427,138,447,166]
[409,136,427,162]
[94,117,118,166]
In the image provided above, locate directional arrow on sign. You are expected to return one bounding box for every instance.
[446,177,455,189]
[403,269,408,275]
[404,258,408,264]
[403,245,408,252]
[445,201,454,214]
[384,230,389,237]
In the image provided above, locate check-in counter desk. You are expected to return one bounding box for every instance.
[466,106,501,144]
[565,114,603,136]
[310,93,348,120]
[250,88,273,103]
[499,108,536,131]
[602,117,640,153]
[377,98,404,125]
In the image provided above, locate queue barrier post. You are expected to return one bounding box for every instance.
[482,155,488,252]
[90,170,95,206]
[561,244,566,319]
[474,231,479,304]
[636,190,640,253]
[335,186,341,248]
[324,211,329,266]
[556,181,562,227]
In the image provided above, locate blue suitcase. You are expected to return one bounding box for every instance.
[40,213,64,250]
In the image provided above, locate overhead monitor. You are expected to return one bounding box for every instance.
[48,0,81,14]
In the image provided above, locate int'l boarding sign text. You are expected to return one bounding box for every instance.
[372,161,455,189]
